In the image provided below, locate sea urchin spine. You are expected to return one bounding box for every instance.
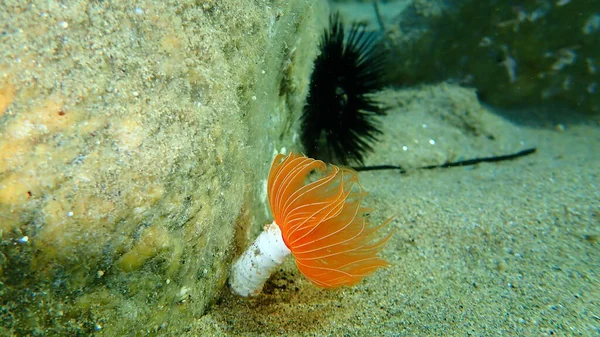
[301,13,388,165]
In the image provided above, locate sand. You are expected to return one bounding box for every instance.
[194,84,599,336]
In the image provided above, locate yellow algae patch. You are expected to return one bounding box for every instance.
[78,112,109,135]
[0,146,67,198]
[0,171,37,206]
[111,116,148,152]
[0,178,28,232]
[122,183,165,223]
[31,194,117,266]
[69,195,116,224]
[25,98,78,134]
[0,170,39,232]
[75,289,120,312]
[125,181,164,209]
[0,139,31,173]
[41,194,116,237]
[34,198,79,261]
[3,97,83,141]
[117,226,171,272]
[0,77,15,116]
[161,34,183,52]
[3,115,35,140]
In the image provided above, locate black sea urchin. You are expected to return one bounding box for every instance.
[301,13,387,166]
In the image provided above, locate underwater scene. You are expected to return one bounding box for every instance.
[0,0,598,336]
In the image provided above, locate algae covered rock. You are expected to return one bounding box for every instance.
[0,0,322,335]
[387,0,600,114]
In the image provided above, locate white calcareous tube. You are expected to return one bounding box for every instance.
[229,222,291,297]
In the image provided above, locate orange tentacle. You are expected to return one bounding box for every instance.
[267,152,392,288]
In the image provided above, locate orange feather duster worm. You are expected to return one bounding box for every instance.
[268,152,392,288]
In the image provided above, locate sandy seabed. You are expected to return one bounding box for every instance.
[193,85,599,336]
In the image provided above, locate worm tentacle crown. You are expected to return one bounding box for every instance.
[229,153,391,297]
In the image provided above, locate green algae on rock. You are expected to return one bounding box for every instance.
[0,0,323,335]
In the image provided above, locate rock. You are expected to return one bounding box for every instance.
[0,0,324,334]
[385,0,600,115]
